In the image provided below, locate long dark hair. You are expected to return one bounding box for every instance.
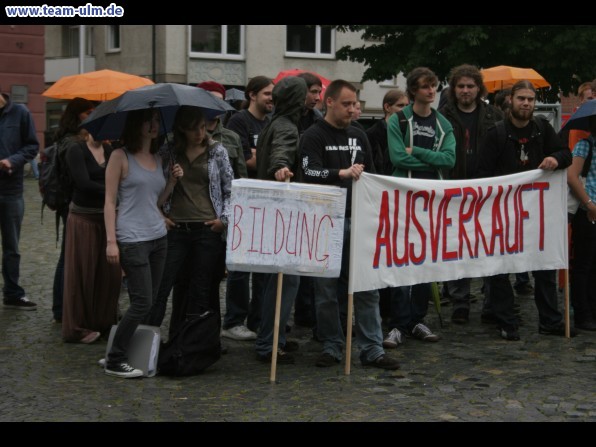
[173,106,208,154]
[242,76,273,109]
[120,108,159,154]
[54,97,95,141]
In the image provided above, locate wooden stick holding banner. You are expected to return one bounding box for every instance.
[345,177,360,376]
[270,270,284,382]
[270,176,290,383]
[564,269,570,339]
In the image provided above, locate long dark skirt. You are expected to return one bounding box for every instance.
[62,212,122,342]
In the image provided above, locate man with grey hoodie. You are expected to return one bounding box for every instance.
[254,76,307,363]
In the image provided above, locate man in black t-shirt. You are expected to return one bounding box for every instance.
[226,76,273,179]
[300,79,400,370]
[221,76,273,342]
[439,64,503,325]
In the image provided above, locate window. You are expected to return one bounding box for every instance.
[189,25,244,60]
[106,25,120,52]
[62,25,94,57]
[286,26,334,58]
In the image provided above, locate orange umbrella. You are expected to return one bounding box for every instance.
[43,69,154,101]
[273,69,331,94]
[480,65,550,93]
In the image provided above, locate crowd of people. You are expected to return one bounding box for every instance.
[1,66,595,379]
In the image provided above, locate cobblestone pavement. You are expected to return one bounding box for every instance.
[1,178,595,422]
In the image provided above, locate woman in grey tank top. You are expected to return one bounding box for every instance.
[103,108,183,378]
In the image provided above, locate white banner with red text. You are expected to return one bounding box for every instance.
[349,170,568,293]
[226,179,346,277]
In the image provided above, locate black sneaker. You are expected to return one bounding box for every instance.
[315,352,340,367]
[3,296,36,311]
[575,320,596,331]
[481,313,498,324]
[499,326,520,341]
[283,340,299,352]
[451,308,469,325]
[105,362,143,378]
[539,324,578,337]
[362,355,400,370]
[514,283,534,295]
[256,348,295,364]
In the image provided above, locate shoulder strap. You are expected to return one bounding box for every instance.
[396,110,407,140]
[581,138,594,177]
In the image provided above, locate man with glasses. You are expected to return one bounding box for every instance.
[439,64,503,325]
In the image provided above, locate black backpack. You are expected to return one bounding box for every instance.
[38,138,74,242]
[158,311,221,376]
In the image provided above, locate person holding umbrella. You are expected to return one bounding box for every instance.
[146,106,234,338]
[103,108,183,378]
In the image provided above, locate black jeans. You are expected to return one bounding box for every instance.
[146,224,225,335]
[488,271,562,330]
[571,209,596,323]
[107,236,167,367]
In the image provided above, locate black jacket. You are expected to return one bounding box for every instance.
[439,101,503,179]
[477,116,571,178]
[366,119,391,175]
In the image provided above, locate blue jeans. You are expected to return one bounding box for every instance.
[107,236,167,367]
[388,283,431,333]
[313,219,384,364]
[147,224,224,332]
[255,273,299,356]
[223,270,263,332]
[0,194,25,301]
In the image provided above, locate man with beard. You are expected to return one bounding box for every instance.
[226,76,274,178]
[222,76,273,342]
[439,64,503,325]
[477,80,574,340]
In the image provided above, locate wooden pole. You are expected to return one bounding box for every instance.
[564,269,570,339]
[269,271,284,383]
[270,176,290,383]
[344,293,354,375]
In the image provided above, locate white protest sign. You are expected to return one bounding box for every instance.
[226,179,346,277]
[349,170,568,293]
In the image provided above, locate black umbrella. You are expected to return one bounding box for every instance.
[80,82,235,140]
[225,88,245,102]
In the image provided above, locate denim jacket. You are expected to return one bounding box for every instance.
[0,94,39,195]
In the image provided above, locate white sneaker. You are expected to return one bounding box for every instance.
[383,328,405,348]
[411,323,440,342]
[221,325,257,340]
[98,358,106,368]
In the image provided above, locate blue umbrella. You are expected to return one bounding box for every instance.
[562,99,596,132]
[80,82,235,140]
